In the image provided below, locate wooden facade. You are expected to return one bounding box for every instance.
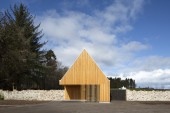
[60,49,110,102]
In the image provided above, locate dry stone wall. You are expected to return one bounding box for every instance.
[1,89,170,101]
[126,90,170,101]
[0,90,64,101]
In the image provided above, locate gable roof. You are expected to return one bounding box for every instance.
[60,49,109,85]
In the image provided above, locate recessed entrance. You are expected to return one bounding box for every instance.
[85,85,100,102]
[65,85,100,102]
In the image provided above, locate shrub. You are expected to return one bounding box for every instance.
[0,93,4,100]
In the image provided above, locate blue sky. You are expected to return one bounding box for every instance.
[1,0,170,88]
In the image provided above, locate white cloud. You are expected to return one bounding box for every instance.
[116,56,170,73]
[121,41,149,52]
[35,0,170,88]
[114,55,170,88]
[36,0,147,67]
[123,69,170,89]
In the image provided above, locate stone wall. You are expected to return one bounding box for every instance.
[126,90,170,101]
[1,89,170,101]
[0,90,64,101]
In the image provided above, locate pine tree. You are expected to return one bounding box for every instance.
[0,11,21,90]
[12,4,47,89]
[0,3,68,90]
[0,4,46,90]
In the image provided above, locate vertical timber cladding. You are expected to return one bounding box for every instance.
[60,49,110,102]
[64,85,81,100]
[85,85,100,102]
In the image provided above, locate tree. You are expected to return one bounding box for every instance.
[44,50,57,89]
[108,77,136,89]
[0,11,22,90]
[0,3,68,90]
[45,50,68,89]
[12,4,47,90]
[0,4,46,90]
[56,62,68,89]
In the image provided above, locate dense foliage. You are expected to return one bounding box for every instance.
[108,77,136,89]
[0,4,67,90]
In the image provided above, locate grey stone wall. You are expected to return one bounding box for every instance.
[1,89,170,101]
[126,90,170,101]
[0,90,64,101]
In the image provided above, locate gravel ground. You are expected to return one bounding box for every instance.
[1,100,170,105]
[139,101,170,105]
[0,100,49,105]
[0,101,170,113]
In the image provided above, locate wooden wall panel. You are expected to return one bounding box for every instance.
[60,50,110,102]
[64,86,68,100]
[80,85,86,100]
[60,50,109,85]
[64,86,81,100]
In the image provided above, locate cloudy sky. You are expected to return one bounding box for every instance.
[1,0,170,88]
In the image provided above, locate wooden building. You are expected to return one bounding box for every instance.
[60,49,110,102]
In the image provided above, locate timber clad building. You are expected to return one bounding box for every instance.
[60,49,110,102]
